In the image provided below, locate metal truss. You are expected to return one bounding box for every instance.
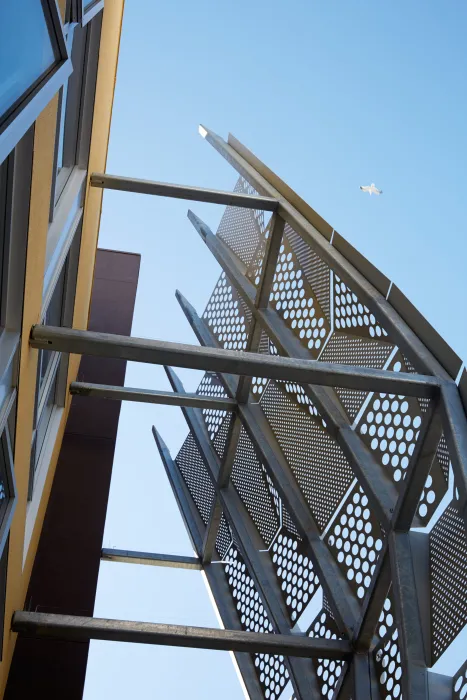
[17,127,467,699]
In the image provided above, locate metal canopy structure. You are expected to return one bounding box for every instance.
[18,126,467,699]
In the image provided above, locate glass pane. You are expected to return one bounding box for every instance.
[0,0,57,119]
[35,372,57,469]
[56,83,69,172]
[0,437,10,527]
[39,262,66,390]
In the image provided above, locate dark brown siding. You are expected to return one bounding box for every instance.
[5,249,140,699]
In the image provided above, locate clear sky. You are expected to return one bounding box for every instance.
[83,2,467,698]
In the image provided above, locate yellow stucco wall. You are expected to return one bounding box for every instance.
[0,2,125,694]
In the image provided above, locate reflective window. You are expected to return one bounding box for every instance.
[0,0,56,121]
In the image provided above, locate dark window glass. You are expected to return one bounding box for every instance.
[0,536,9,661]
[0,438,11,530]
[0,0,56,120]
[38,263,66,392]
[35,372,58,466]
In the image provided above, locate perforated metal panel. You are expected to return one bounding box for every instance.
[308,602,346,698]
[166,165,467,700]
[260,380,354,532]
[430,496,467,661]
[175,434,215,525]
[223,545,290,699]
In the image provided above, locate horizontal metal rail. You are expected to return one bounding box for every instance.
[90,173,278,211]
[30,326,439,398]
[12,612,352,659]
[101,549,202,570]
[70,381,237,410]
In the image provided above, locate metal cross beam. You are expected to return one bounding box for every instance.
[70,381,237,411]
[29,325,440,398]
[90,173,278,211]
[12,611,353,659]
[101,549,202,570]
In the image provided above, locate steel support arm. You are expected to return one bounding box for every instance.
[30,325,439,398]
[70,381,237,411]
[12,611,352,659]
[90,173,278,211]
[101,549,202,570]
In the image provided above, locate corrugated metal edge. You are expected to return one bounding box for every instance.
[228,133,333,242]
[387,284,462,380]
[331,231,391,297]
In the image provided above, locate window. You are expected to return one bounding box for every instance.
[51,14,102,210]
[70,0,104,27]
[0,0,71,165]
[29,228,81,498]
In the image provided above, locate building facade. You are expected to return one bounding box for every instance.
[0,1,126,695]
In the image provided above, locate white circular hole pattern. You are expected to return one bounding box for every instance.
[374,627,403,700]
[309,609,345,698]
[417,473,437,520]
[453,659,467,700]
[269,245,329,357]
[224,547,289,699]
[377,595,395,640]
[358,389,421,487]
[272,533,320,622]
[327,485,383,600]
[254,653,289,700]
[334,275,388,338]
[216,177,264,266]
[282,381,328,428]
[204,274,249,351]
[224,547,274,634]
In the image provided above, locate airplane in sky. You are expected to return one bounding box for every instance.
[360,183,383,196]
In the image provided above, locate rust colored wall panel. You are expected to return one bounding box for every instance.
[5,249,140,700]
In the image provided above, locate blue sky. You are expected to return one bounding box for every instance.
[83,2,467,697]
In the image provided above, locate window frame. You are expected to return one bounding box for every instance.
[0,0,72,164]
[50,12,102,214]
[70,0,104,27]
[28,224,82,500]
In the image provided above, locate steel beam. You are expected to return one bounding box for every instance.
[440,380,467,526]
[70,381,237,410]
[175,295,360,638]
[162,367,321,698]
[393,402,442,531]
[200,125,451,379]
[353,547,391,651]
[101,549,202,570]
[90,173,278,211]
[202,415,242,564]
[12,611,353,658]
[30,325,439,398]
[152,427,263,698]
[389,532,428,699]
